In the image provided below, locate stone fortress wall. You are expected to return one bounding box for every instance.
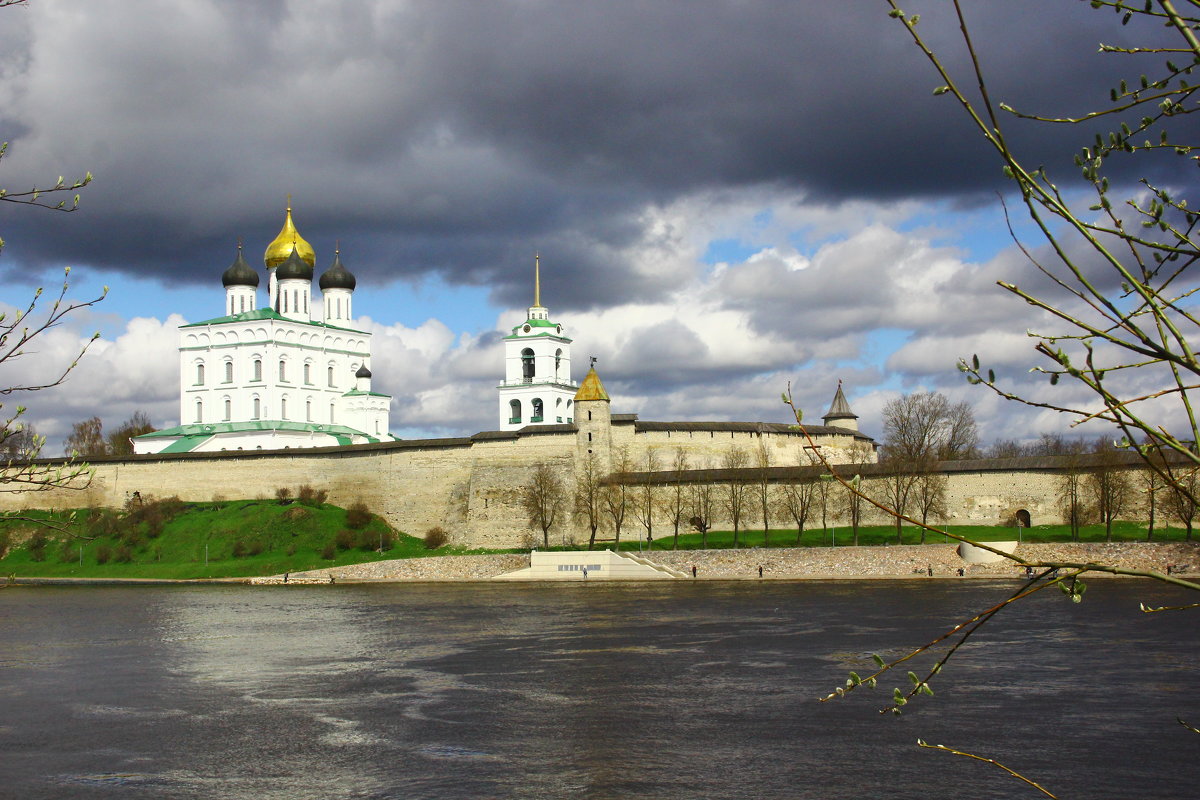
[0,408,1163,547]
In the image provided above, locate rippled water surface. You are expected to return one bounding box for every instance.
[1,580,1197,799]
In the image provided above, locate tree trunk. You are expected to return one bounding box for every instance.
[672,520,680,550]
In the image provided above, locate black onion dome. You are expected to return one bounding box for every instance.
[275,247,314,281]
[355,364,371,379]
[221,248,260,288]
[319,251,357,291]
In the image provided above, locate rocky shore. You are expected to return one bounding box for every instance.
[252,541,1199,583]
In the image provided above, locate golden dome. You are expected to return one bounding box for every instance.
[264,203,316,269]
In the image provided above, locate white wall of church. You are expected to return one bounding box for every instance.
[180,322,371,427]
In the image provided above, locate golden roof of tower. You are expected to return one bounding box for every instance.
[264,203,315,269]
[574,367,609,402]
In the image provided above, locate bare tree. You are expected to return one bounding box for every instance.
[1086,441,1135,542]
[876,461,918,544]
[911,462,948,542]
[689,463,716,549]
[1164,468,1199,541]
[522,463,566,548]
[720,447,751,548]
[106,411,156,456]
[809,473,833,545]
[663,449,690,550]
[632,448,660,550]
[777,478,815,546]
[601,447,631,548]
[882,391,978,462]
[752,440,774,546]
[0,420,38,459]
[573,451,605,550]
[64,416,107,458]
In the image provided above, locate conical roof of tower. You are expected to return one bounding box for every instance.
[221,246,259,287]
[264,205,316,269]
[823,382,857,420]
[276,246,314,281]
[574,367,609,402]
[319,249,356,291]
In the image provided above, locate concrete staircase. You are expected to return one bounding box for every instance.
[493,548,683,580]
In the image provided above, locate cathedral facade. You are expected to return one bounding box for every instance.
[133,206,394,454]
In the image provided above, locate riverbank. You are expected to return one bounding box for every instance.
[249,541,1200,583]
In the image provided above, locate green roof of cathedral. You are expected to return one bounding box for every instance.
[134,421,388,452]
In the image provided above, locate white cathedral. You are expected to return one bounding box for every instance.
[133,206,396,454]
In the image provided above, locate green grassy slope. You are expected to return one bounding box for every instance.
[0,498,435,579]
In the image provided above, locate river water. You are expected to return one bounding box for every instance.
[1,580,1197,799]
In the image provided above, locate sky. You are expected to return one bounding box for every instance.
[0,0,1191,454]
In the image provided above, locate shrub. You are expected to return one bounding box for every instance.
[247,539,265,556]
[345,501,372,530]
[114,545,133,564]
[58,540,75,563]
[285,543,296,556]
[320,542,337,560]
[95,544,112,564]
[335,529,356,551]
[275,487,293,504]
[297,485,328,508]
[27,531,48,562]
[0,530,10,559]
[86,508,120,539]
[232,539,247,557]
[423,527,449,550]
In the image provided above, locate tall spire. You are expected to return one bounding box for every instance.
[534,252,541,308]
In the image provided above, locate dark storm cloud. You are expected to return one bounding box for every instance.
[0,0,1164,310]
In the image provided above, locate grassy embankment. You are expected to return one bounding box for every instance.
[596,520,1195,551]
[0,497,450,579]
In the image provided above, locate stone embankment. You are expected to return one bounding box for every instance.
[251,541,1198,583]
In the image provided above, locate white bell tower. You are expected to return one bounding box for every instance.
[497,255,578,430]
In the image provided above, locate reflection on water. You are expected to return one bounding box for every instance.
[1,580,1198,799]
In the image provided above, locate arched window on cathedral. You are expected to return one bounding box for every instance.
[252,397,261,419]
[521,348,535,381]
[303,362,312,384]
[195,399,203,423]
[196,363,205,385]
[327,365,335,387]
[281,397,288,420]
[306,399,312,422]
[556,397,563,422]
[224,361,233,383]
[282,292,288,313]
[240,296,246,313]
[555,349,562,379]
[329,403,335,423]
[279,359,287,382]
[223,397,231,421]
[253,359,262,382]
[532,398,544,422]
[509,399,521,424]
